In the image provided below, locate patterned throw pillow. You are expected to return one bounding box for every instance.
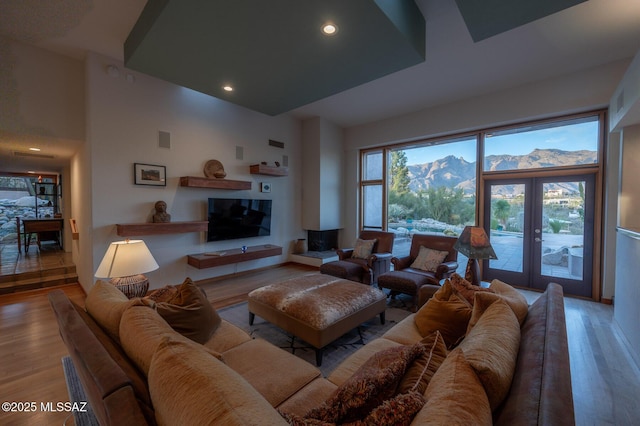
[352,238,377,259]
[410,246,449,272]
[305,344,425,423]
[449,273,495,306]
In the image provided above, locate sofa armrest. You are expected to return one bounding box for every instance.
[391,256,412,270]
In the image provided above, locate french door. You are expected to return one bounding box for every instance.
[483,174,595,298]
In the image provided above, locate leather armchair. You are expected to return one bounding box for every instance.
[391,234,459,284]
[378,234,458,310]
[320,230,395,285]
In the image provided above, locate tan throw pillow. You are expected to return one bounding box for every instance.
[489,279,529,325]
[458,299,520,411]
[352,238,377,259]
[306,344,425,423]
[415,348,492,425]
[85,280,153,342]
[449,273,495,305]
[397,330,448,395]
[410,246,449,272]
[149,338,287,426]
[414,281,472,348]
[155,278,221,344]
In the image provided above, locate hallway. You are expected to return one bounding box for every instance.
[0,243,77,295]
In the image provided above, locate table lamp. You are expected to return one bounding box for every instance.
[453,226,497,287]
[95,239,159,298]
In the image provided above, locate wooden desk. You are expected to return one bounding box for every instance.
[22,218,63,252]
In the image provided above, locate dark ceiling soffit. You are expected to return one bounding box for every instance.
[455,0,588,42]
[123,0,425,116]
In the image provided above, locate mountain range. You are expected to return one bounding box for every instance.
[407,149,597,195]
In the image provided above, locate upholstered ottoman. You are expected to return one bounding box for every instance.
[248,274,387,366]
[378,270,434,311]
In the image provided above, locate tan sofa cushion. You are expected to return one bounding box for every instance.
[154,278,221,344]
[149,338,288,426]
[458,298,521,410]
[222,338,321,408]
[381,313,423,345]
[416,348,492,425]
[490,279,529,325]
[85,280,153,342]
[120,305,222,376]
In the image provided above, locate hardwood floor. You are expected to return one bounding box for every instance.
[0,264,638,425]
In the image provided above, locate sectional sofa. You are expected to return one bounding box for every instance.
[48,276,574,425]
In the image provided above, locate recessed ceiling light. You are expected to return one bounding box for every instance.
[223,85,234,92]
[29,147,41,151]
[321,23,338,36]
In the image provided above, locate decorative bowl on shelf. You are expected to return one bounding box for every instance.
[204,159,226,179]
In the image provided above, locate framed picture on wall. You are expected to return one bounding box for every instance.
[134,163,166,186]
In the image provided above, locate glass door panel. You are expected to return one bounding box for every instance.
[484,175,593,297]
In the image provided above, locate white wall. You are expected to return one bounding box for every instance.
[81,53,303,291]
[301,117,343,231]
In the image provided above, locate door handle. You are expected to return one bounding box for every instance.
[535,237,543,242]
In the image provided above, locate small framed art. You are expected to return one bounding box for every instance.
[134,163,166,186]
[260,182,271,193]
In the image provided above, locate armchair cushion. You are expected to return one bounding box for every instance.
[410,246,449,272]
[352,238,377,259]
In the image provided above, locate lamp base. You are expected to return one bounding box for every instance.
[110,274,149,298]
[464,259,481,287]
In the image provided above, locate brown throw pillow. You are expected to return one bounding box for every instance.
[449,273,495,305]
[410,246,449,272]
[306,344,425,423]
[282,392,425,426]
[352,238,377,259]
[397,330,448,395]
[145,285,179,302]
[414,280,472,348]
[155,278,221,344]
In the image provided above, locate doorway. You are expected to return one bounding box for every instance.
[483,174,595,298]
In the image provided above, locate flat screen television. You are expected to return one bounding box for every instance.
[207,198,272,242]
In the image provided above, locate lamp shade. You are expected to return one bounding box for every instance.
[95,239,159,278]
[453,226,497,260]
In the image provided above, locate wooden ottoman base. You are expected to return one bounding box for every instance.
[248,274,387,366]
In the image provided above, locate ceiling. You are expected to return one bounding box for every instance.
[1,0,640,172]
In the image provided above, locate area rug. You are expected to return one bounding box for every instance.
[218,301,412,376]
[62,356,99,426]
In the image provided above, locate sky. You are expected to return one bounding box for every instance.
[402,119,599,166]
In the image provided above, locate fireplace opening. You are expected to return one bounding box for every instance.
[307,230,339,252]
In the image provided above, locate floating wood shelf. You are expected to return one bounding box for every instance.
[250,164,289,176]
[180,176,251,190]
[187,244,283,269]
[116,221,209,237]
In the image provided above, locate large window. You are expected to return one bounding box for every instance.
[484,115,599,171]
[360,111,604,267]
